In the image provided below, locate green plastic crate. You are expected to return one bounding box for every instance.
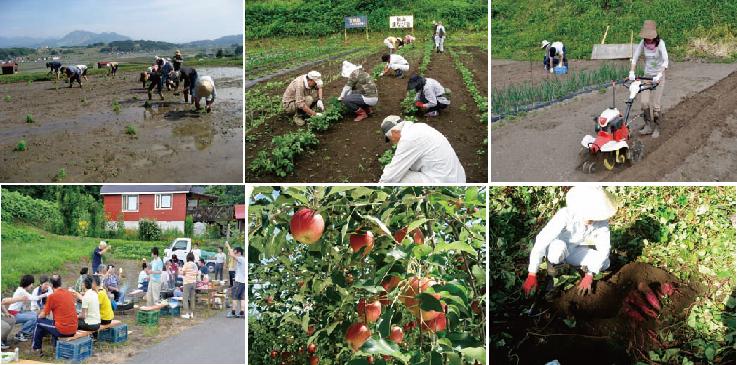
[136,309,159,326]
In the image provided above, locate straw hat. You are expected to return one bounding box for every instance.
[566,186,618,221]
[175,50,181,55]
[540,40,551,49]
[639,20,658,39]
[197,78,214,97]
[307,71,321,81]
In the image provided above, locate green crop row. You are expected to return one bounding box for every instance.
[249,130,320,177]
[449,48,488,124]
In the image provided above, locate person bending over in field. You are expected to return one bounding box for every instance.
[522,186,617,299]
[383,36,404,53]
[193,75,216,112]
[282,71,324,126]
[76,64,89,81]
[179,66,198,103]
[107,62,119,76]
[63,66,83,88]
[338,61,378,122]
[46,61,62,79]
[541,40,567,72]
[629,19,669,138]
[147,64,165,100]
[408,75,450,117]
[378,115,466,183]
[31,275,78,355]
[403,34,416,45]
[381,53,409,78]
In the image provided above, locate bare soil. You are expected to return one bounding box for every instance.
[0,67,243,183]
[491,60,737,182]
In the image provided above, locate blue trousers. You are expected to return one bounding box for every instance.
[31,318,75,351]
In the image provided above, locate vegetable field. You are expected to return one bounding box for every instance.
[245,0,488,183]
[490,186,736,365]
[248,186,487,364]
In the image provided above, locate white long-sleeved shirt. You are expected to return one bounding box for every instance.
[414,78,449,108]
[379,122,466,183]
[435,25,446,36]
[528,207,611,274]
[389,54,409,68]
[75,65,88,73]
[8,287,49,312]
[631,39,669,76]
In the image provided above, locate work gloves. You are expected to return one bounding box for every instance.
[522,273,537,296]
[415,101,426,109]
[621,282,675,322]
[316,99,325,111]
[628,71,636,81]
[653,73,662,84]
[577,273,594,296]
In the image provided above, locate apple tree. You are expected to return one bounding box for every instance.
[248,186,487,365]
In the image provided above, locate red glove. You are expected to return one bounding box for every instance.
[577,273,593,296]
[415,101,425,108]
[522,273,537,296]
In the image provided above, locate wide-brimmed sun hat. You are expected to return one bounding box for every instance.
[566,186,618,221]
[197,78,214,97]
[640,20,658,39]
[541,40,551,49]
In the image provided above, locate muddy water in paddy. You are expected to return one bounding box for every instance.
[0,67,242,183]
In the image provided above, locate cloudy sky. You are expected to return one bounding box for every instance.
[0,0,243,42]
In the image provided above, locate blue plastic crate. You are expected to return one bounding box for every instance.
[99,324,128,343]
[554,65,568,74]
[159,305,181,316]
[55,336,93,363]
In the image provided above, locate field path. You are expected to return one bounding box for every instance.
[491,61,737,181]
[125,310,245,364]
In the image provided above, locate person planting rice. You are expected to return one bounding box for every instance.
[522,186,617,299]
[541,40,568,72]
[338,61,378,122]
[407,75,450,117]
[381,53,409,78]
[378,115,466,183]
[434,21,446,53]
[157,58,175,90]
[63,65,83,88]
[282,71,324,126]
[383,36,404,53]
[46,61,62,79]
[147,64,165,100]
[179,66,198,102]
[193,75,216,112]
[629,19,669,138]
[107,61,119,76]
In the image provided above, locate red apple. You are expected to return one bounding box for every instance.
[290,208,325,244]
[349,231,374,256]
[368,355,375,364]
[357,299,382,323]
[266,296,274,305]
[345,322,371,351]
[309,355,319,365]
[393,227,407,243]
[400,277,437,317]
[381,275,400,293]
[307,324,315,336]
[389,326,404,344]
[471,300,482,315]
[307,343,317,353]
[412,229,424,245]
[421,312,447,332]
[403,321,416,332]
[270,350,278,359]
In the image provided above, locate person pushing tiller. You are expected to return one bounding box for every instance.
[522,186,618,299]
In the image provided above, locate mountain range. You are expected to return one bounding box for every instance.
[0,31,242,48]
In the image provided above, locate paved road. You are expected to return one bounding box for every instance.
[126,310,245,364]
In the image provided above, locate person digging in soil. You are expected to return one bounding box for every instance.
[541,40,568,72]
[522,186,618,298]
[379,115,466,183]
[629,20,669,139]
[193,75,216,113]
[338,61,378,122]
[381,53,410,78]
[62,65,83,88]
[282,71,324,126]
[408,75,450,117]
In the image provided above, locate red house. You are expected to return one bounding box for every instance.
[235,204,246,232]
[100,185,216,232]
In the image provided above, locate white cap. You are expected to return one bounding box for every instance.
[541,40,551,48]
[566,186,618,221]
[307,71,322,80]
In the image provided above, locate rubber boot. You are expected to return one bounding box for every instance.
[354,108,368,122]
[651,111,661,139]
[639,111,653,135]
[395,69,404,78]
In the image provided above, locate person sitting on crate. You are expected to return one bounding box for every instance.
[541,40,568,72]
[95,276,115,325]
[407,75,450,117]
[137,262,149,292]
[522,186,617,299]
[381,53,410,79]
[282,71,324,126]
[70,277,101,332]
[31,275,78,355]
[104,265,121,303]
[338,61,378,122]
[378,115,466,183]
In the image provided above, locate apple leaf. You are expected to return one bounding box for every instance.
[431,283,470,305]
[446,352,462,365]
[352,285,385,294]
[412,244,433,259]
[347,359,370,365]
[430,351,443,365]
[301,313,310,333]
[386,248,407,261]
[326,186,355,197]
[464,187,480,205]
[406,218,428,233]
[360,338,409,363]
[378,307,393,337]
[418,293,443,311]
[361,214,393,238]
[460,347,487,365]
[434,241,476,256]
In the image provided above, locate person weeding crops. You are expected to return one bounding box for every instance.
[193,75,216,112]
[522,186,618,299]
[46,61,62,79]
[381,53,410,78]
[434,21,446,53]
[541,40,568,72]
[338,61,378,122]
[404,34,416,45]
[629,20,669,138]
[173,50,183,71]
[384,36,404,53]
[179,66,198,103]
[31,275,78,355]
[63,65,83,88]
[407,75,450,117]
[282,71,324,126]
[379,115,466,183]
